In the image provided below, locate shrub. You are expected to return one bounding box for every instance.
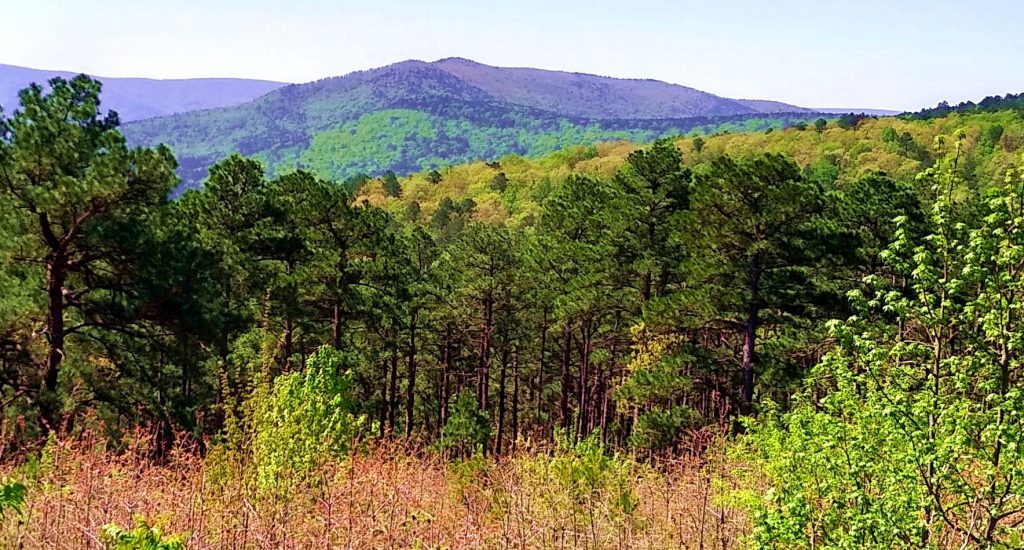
[517,432,641,537]
[250,346,364,490]
[0,479,25,517]
[100,517,186,550]
[549,433,637,515]
[438,390,491,456]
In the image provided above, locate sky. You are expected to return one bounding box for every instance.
[4,0,1023,111]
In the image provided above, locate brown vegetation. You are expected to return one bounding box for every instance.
[0,430,749,549]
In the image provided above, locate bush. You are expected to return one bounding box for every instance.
[250,346,364,490]
[0,479,25,517]
[549,433,637,515]
[101,517,186,550]
[438,390,491,456]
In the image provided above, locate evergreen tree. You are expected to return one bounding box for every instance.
[0,76,177,436]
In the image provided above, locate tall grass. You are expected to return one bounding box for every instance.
[0,428,749,549]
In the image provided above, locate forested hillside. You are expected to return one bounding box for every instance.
[4,75,1024,547]
[121,59,828,190]
[356,109,1024,227]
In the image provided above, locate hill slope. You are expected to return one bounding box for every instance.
[354,108,1024,228]
[431,57,811,118]
[0,64,285,121]
[122,59,825,189]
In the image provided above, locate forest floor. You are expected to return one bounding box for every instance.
[0,432,751,549]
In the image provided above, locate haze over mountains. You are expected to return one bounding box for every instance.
[0,64,284,121]
[0,58,891,188]
[0,58,828,121]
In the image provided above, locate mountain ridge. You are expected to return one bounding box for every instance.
[429,57,792,118]
[1,59,836,189]
[0,63,286,121]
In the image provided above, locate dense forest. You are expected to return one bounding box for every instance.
[4,75,1024,548]
[120,59,828,190]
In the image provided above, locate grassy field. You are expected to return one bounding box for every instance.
[0,430,749,549]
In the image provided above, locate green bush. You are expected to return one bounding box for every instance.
[100,517,186,550]
[438,390,491,456]
[250,346,364,491]
[0,479,26,517]
[549,433,637,516]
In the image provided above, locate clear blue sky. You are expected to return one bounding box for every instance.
[5,0,1023,110]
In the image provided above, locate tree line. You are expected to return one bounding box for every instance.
[0,75,925,457]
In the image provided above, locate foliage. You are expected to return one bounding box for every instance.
[906,92,1024,119]
[516,432,641,534]
[438,390,491,455]
[250,347,364,490]
[0,74,180,441]
[0,479,25,517]
[550,433,638,514]
[100,517,186,550]
[743,158,1024,547]
[617,324,700,451]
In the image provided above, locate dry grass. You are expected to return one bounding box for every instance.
[0,432,749,549]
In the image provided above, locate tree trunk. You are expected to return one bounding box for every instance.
[477,296,493,410]
[286,316,295,362]
[641,219,656,302]
[40,256,67,435]
[741,251,763,405]
[560,320,572,430]
[495,332,510,455]
[577,320,592,438]
[405,310,417,438]
[332,300,342,349]
[512,352,520,450]
[378,361,387,438]
[599,364,610,444]
[440,327,452,428]
[387,341,398,434]
[535,308,548,427]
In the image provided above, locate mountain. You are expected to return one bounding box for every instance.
[0,63,286,122]
[813,107,901,116]
[431,57,811,118]
[119,59,829,189]
[735,99,816,114]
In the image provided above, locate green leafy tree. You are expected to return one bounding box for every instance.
[540,175,633,435]
[691,136,705,153]
[745,161,1024,547]
[616,324,702,451]
[250,346,364,489]
[427,169,443,185]
[442,223,523,417]
[490,171,509,192]
[405,200,421,222]
[616,138,692,302]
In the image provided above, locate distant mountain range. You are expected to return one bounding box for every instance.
[0,64,284,121]
[2,59,892,188]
